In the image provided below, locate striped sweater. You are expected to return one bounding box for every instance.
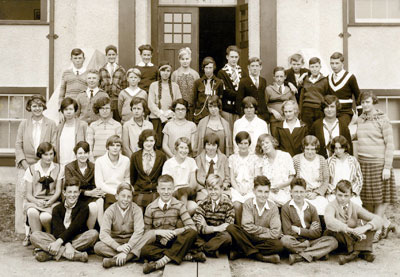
[59,69,88,104]
[87,118,122,159]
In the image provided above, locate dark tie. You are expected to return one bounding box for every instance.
[207,160,215,176]
[279,85,283,94]
[343,205,349,221]
[90,90,93,98]
[76,71,79,76]
[163,203,168,212]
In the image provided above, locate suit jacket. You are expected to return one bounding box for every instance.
[285,68,310,102]
[217,68,247,114]
[309,118,352,158]
[64,159,95,193]
[272,120,308,157]
[130,150,167,192]
[195,150,230,187]
[236,76,270,122]
[55,118,88,163]
[15,116,57,166]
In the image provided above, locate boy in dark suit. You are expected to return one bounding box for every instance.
[285,53,310,104]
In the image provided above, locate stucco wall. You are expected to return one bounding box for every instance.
[135,0,151,63]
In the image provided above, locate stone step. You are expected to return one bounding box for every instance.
[163,261,197,277]
[198,254,231,277]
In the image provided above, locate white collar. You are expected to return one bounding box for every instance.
[72,66,86,75]
[107,62,117,69]
[250,75,259,82]
[32,118,43,125]
[212,198,220,207]
[283,118,301,129]
[117,203,130,217]
[137,61,154,67]
[334,69,345,79]
[105,152,122,167]
[86,87,99,97]
[205,154,218,164]
[323,118,339,127]
[289,199,309,212]
[35,161,55,176]
[158,198,172,210]
[253,197,270,216]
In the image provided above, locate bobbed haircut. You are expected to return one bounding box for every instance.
[273,66,286,75]
[105,45,117,55]
[302,135,320,152]
[290,177,307,190]
[126,67,142,79]
[138,129,157,150]
[36,142,56,159]
[330,52,344,62]
[106,135,122,150]
[60,97,79,113]
[73,141,90,154]
[93,96,111,114]
[336,179,352,194]
[207,95,222,110]
[255,134,278,156]
[202,56,216,70]
[281,99,299,116]
[171,98,188,112]
[248,57,262,65]
[64,176,81,189]
[253,175,271,189]
[158,174,174,185]
[289,53,304,64]
[204,132,220,148]
[130,97,150,116]
[178,47,192,59]
[241,96,258,112]
[235,131,251,145]
[309,57,321,65]
[70,48,84,58]
[358,91,378,105]
[330,135,350,154]
[321,94,341,113]
[205,174,222,188]
[26,95,47,112]
[226,45,240,56]
[116,182,133,195]
[174,137,192,154]
[138,44,154,54]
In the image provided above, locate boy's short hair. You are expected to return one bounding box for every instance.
[241,96,258,112]
[126,67,142,79]
[207,95,222,110]
[254,175,271,189]
[255,134,278,156]
[138,129,157,150]
[226,45,240,56]
[36,142,55,158]
[330,52,344,62]
[60,97,79,113]
[73,141,90,154]
[93,96,111,114]
[205,174,222,188]
[130,97,150,116]
[359,90,378,105]
[290,177,307,190]
[116,182,133,195]
[289,53,304,64]
[330,135,350,154]
[158,174,174,185]
[87,69,100,77]
[106,135,122,149]
[174,137,192,154]
[273,66,286,75]
[204,132,220,148]
[105,45,117,55]
[235,131,251,145]
[172,98,188,112]
[64,176,81,189]
[281,99,299,116]
[302,135,320,152]
[309,57,321,65]
[202,56,216,70]
[70,48,84,58]
[26,95,47,112]
[248,57,262,65]
[336,179,352,194]
[321,95,341,113]
[138,44,154,54]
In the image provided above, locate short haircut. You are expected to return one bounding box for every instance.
[73,141,90,154]
[171,98,188,112]
[281,99,299,116]
[248,57,262,65]
[321,95,341,113]
[273,66,286,75]
[359,91,378,105]
[255,134,278,156]
[336,179,352,194]
[158,174,174,185]
[204,132,220,147]
[60,97,79,113]
[202,56,216,70]
[36,142,55,158]
[235,131,251,145]
[178,47,192,59]
[330,135,350,154]
[93,96,111,114]
[126,67,142,79]
[130,97,150,116]
[138,129,157,150]
[253,175,271,189]
[302,135,320,152]
[289,53,304,64]
[174,137,192,154]
[207,95,222,110]
[106,135,122,149]
[70,48,84,58]
[116,182,133,195]
[87,69,100,77]
[290,177,307,190]
[205,174,222,188]
[105,45,117,55]
[330,52,344,62]
[64,176,81,189]
[26,95,47,112]
[241,96,258,112]
[226,45,240,56]
[138,44,154,54]
[309,57,321,65]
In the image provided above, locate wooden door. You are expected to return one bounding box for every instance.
[158,7,199,71]
[236,3,248,70]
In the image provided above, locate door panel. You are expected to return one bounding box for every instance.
[236,3,248,70]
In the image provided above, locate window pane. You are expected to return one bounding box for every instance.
[174,13,182,22]
[10,121,20,149]
[371,0,387,18]
[174,23,182,33]
[0,0,41,20]
[355,0,372,18]
[24,96,30,119]
[164,34,172,43]
[183,34,191,43]
[9,96,24,119]
[0,96,8,118]
[173,34,182,43]
[393,124,400,151]
[388,0,400,18]
[164,23,172,33]
[164,13,173,22]
[0,121,9,148]
[183,13,191,23]
[183,24,191,33]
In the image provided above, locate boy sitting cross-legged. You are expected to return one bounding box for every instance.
[141,174,206,274]
[30,177,99,263]
[193,174,234,257]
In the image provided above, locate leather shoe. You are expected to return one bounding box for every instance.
[288,254,304,265]
[359,252,375,263]
[73,252,88,263]
[143,261,157,274]
[229,250,241,260]
[338,251,359,265]
[102,257,117,268]
[35,251,53,262]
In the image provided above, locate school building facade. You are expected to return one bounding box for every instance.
[0,0,399,166]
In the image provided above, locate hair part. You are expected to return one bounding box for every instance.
[248,57,262,66]
[174,137,192,154]
[330,52,344,62]
[359,90,378,105]
[241,96,258,112]
[290,177,307,190]
[64,176,81,189]
[330,135,350,154]
[138,129,157,150]
[273,66,286,75]
[116,182,133,195]
[255,134,278,156]
[158,174,174,185]
[93,96,111,114]
[26,95,47,112]
[207,95,222,110]
[172,98,188,112]
[105,45,117,55]
[254,175,271,189]
[202,56,216,70]
[336,179,352,194]
[309,57,321,65]
[205,174,222,188]
[60,97,79,113]
[321,95,341,113]
[36,142,56,159]
[106,135,122,149]
[226,45,240,56]
[204,132,220,148]
[126,67,142,79]
[281,99,299,116]
[70,48,84,58]
[235,131,251,145]
[130,97,150,116]
[138,44,154,54]
[73,141,90,154]
[302,135,320,152]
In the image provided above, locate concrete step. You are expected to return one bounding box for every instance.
[163,261,197,277]
[198,254,231,277]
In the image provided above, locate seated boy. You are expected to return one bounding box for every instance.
[141,174,205,274]
[281,178,338,265]
[226,176,284,264]
[193,174,234,257]
[324,180,383,265]
[94,182,153,268]
[30,177,99,262]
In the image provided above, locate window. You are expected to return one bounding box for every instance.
[350,0,400,24]
[238,4,248,48]
[0,0,47,22]
[376,95,400,155]
[163,12,192,44]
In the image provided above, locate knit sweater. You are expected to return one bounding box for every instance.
[135,64,158,92]
[59,69,88,104]
[356,110,394,168]
[118,87,148,124]
[87,118,122,158]
[76,89,109,124]
[95,153,130,195]
[147,81,182,119]
[300,75,329,110]
[328,72,361,107]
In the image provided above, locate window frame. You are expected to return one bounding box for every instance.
[0,0,48,25]
[349,0,400,26]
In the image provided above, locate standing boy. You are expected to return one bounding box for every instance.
[193,174,234,257]
[141,175,205,274]
[135,44,158,92]
[324,180,382,265]
[30,177,99,263]
[285,53,310,103]
[281,178,338,265]
[328,52,361,126]
[226,176,284,264]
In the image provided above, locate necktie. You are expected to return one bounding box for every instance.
[212,201,216,212]
[343,205,349,221]
[76,71,79,76]
[163,203,168,212]
[279,85,283,94]
[207,160,215,176]
[90,90,93,98]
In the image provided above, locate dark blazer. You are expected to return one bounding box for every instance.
[309,118,353,158]
[272,120,308,157]
[52,199,90,243]
[236,76,270,122]
[130,150,167,192]
[64,160,95,197]
[285,68,310,102]
[195,150,230,187]
[217,68,247,114]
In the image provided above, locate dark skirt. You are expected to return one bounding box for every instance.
[150,118,165,149]
[133,191,159,212]
[360,161,397,204]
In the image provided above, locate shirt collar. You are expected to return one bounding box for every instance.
[117,203,131,216]
[72,65,85,75]
[64,199,78,210]
[32,118,43,125]
[250,75,259,83]
[289,199,309,212]
[323,118,339,126]
[253,197,270,216]
[205,154,218,164]
[335,69,345,79]
[35,161,55,176]
[86,87,99,97]
[143,149,155,157]
[137,61,154,67]
[283,118,301,129]
[158,198,172,210]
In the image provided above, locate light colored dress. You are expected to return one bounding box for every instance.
[162,156,198,191]
[163,120,196,155]
[229,153,257,203]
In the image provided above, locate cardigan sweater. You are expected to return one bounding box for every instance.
[299,75,329,110]
[64,160,96,194]
[118,88,148,124]
[95,153,130,195]
[135,64,158,92]
[122,118,153,158]
[76,89,109,124]
[272,120,308,157]
[147,81,182,119]
[59,69,88,105]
